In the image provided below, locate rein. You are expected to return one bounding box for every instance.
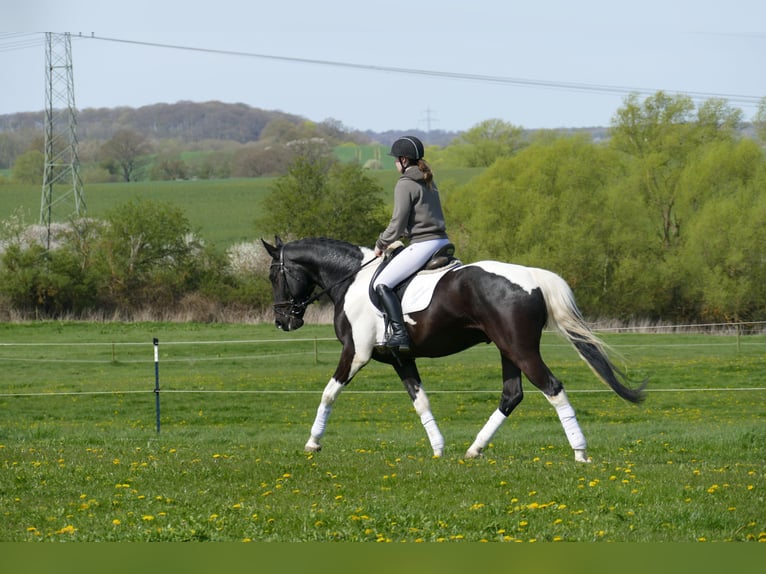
[272,247,378,319]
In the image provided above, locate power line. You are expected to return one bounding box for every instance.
[84,34,763,107]
[0,32,45,52]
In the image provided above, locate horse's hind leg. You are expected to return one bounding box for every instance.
[545,390,591,462]
[394,359,445,457]
[466,354,523,458]
[519,354,591,463]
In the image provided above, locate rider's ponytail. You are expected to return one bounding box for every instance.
[418,159,434,188]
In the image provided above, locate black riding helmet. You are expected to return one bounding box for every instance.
[389,135,424,161]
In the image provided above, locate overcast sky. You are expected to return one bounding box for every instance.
[3,0,765,133]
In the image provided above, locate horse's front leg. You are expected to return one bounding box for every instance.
[394,359,445,457]
[305,344,368,453]
[466,355,523,458]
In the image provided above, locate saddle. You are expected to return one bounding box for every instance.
[368,242,459,311]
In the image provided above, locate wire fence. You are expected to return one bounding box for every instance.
[0,322,764,400]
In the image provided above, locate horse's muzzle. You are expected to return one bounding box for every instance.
[275,316,304,331]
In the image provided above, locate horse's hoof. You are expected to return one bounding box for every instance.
[464,448,482,459]
[574,449,592,463]
[304,439,322,453]
[432,450,443,459]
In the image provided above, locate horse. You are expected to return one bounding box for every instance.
[261,236,645,462]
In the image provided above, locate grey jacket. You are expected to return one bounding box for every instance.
[375,165,448,251]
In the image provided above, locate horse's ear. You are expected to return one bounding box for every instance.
[275,235,284,248]
[261,238,280,259]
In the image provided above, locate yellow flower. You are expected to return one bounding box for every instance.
[112,519,121,526]
[56,525,76,535]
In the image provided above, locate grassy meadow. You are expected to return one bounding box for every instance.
[0,321,764,542]
[0,167,483,251]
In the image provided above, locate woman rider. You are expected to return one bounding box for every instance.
[373,135,451,353]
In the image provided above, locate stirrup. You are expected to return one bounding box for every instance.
[385,333,411,353]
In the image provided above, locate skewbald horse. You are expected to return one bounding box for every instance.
[262,236,645,462]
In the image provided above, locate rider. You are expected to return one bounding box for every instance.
[373,135,451,353]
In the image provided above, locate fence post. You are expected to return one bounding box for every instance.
[153,338,160,434]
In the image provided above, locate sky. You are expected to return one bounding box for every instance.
[2,0,765,134]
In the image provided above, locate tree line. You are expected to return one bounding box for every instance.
[0,91,764,323]
[444,93,766,323]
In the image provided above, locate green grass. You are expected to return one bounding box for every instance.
[1,179,276,249]
[0,322,764,542]
[0,167,481,251]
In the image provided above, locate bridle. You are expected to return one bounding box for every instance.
[271,246,377,322]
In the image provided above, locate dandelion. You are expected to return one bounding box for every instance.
[55,525,76,535]
[142,515,154,521]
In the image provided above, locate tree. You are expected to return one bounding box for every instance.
[754,96,766,143]
[262,155,387,246]
[445,119,525,167]
[11,149,44,184]
[100,129,152,182]
[609,92,739,249]
[150,151,188,180]
[92,199,203,309]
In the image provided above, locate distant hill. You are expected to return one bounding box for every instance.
[0,100,616,169]
[1,101,313,143]
[0,100,465,145]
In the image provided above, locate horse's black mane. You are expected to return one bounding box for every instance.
[286,237,367,276]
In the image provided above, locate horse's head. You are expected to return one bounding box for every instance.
[262,236,314,331]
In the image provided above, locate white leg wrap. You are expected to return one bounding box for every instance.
[306,379,344,451]
[546,391,587,452]
[466,409,507,458]
[413,388,444,457]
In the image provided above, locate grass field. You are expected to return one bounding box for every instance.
[0,168,483,251]
[0,321,764,542]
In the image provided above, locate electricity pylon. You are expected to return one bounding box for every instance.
[40,32,85,248]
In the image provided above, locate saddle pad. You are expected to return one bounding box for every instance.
[401,262,461,314]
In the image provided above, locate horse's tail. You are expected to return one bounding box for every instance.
[529,268,646,404]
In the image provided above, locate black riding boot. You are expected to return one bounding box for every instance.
[375,284,411,353]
